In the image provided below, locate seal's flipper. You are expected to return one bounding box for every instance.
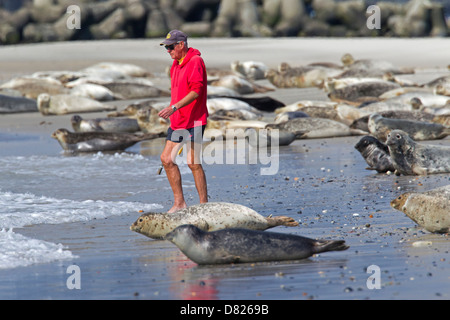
[266,216,299,228]
[313,240,349,254]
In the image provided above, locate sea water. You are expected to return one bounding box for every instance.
[0,151,176,270]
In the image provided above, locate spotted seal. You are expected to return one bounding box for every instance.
[391,185,450,233]
[385,129,450,175]
[51,128,160,152]
[354,135,395,173]
[164,225,349,265]
[368,113,450,141]
[71,115,140,133]
[130,202,299,240]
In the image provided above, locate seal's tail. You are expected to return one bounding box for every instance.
[266,215,299,227]
[313,240,349,254]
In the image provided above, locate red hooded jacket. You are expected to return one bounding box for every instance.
[169,47,208,130]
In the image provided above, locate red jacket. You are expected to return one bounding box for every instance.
[169,47,208,130]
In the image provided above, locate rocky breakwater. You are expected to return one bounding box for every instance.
[0,0,448,45]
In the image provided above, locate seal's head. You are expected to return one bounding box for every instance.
[37,93,51,115]
[130,213,151,234]
[386,129,412,150]
[164,224,203,246]
[390,193,410,211]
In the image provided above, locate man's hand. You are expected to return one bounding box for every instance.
[158,106,175,119]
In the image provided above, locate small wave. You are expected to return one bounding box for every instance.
[0,229,75,270]
[0,190,162,270]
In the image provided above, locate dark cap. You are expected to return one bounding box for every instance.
[160,30,188,46]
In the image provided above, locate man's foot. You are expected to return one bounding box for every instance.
[167,204,187,213]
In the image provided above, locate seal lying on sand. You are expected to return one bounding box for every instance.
[266,118,365,139]
[0,94,38,114]
[354,135,395,173]
[38,93,116,115]
[51,128,160,152]
[385,129,450,175]
[165,225,349,265]
[71,115,140,133]
[391,185,450,233]
[130,202,299,240]
[368,113,450,141]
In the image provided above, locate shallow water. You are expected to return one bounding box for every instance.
[0,139,168,269]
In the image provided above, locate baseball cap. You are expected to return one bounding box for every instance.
[160,30,188,46]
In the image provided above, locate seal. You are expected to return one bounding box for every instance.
[101,81,170,99]
[245,128,306,147]
[274,111,309,124]
[230,60,268,80]
[37,93,117,116]
[0,94,37,114]
[328,81,400,104]
[354,135,395,173]
[265,64,341,88]
[210,75,273,94]
[266,117,365,139]
[71,115,140,133]
[0,76,69,99]
[368,113,450,141]
[130,202,299,240]
[207,97,259,114]
[136,107,170,135]
[391,185,450,233]
[340,53,414,76]
[350,110,435,132]
[385,129,450,175]
[51,128,160,152]
[164,225,349,265]
[70,83,117,101]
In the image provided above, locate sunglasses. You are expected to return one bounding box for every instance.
[164,42,180,51]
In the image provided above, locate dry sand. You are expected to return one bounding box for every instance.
[0,38,449,302]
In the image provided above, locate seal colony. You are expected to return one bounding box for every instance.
[0,48,448,269]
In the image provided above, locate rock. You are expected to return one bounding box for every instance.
[90,8,127,39]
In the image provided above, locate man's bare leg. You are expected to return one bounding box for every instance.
[160,140,187,213]
[187,141,208,204]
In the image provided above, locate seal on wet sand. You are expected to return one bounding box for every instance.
[71,115,140,133]
[130,202,299,240]
[354,135,395,173]
[385,129,450,175]
[51,128,160,152]
[266,117,365,139]
[368,113,450,141]
[37,93,116,116]
[391,185,450,233]
[164,225,349,265]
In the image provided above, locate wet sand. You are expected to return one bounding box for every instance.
[0,38,449,301]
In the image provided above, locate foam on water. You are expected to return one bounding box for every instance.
[0,152,168,269]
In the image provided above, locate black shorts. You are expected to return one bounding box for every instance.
[166,125,206,143]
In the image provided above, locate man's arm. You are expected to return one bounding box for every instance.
[158,91,199,119]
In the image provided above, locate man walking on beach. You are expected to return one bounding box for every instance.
[158,30,209,213]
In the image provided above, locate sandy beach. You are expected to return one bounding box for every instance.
[0,38,449,302]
